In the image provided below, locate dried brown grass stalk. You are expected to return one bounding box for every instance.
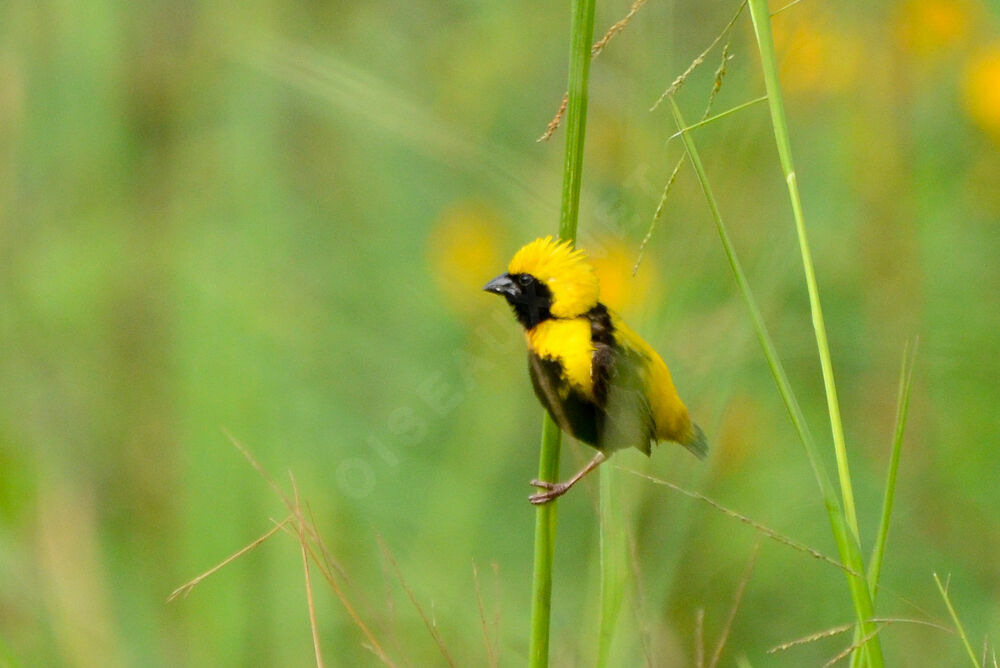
[538,0,649,141]
[291,473,325,668]
[649,1,746,111]
[770,618,954,657]
[378,535,457,667]
[625,529,654,668]
[168,517,292,602]
[708,541,759,668]
[617,466,861,578]
[473,561,500,668]
[823,623,887,668]
[695,608,706,668]
[592,0,648,56]
[169,432,396,666]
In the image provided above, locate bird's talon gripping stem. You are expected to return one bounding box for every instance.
[525,452,607,505]
[529,483,569,505]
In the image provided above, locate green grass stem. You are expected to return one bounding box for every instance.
[666,95,768,141]
[746,0,861,546]
[529,416,563,667]
[746,2,887,664]
[669,97,882,667]
[868,340,918,601]
[669,98,826,496]
[529,0,595,665]
[558,0,596,238]
[596,466,626,667]
[933,573,982,668]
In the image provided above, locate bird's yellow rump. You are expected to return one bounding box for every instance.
[484,236,707,504]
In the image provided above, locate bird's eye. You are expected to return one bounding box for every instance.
[517,274,533,286]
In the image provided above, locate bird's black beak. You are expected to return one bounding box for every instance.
[483,273,519,298]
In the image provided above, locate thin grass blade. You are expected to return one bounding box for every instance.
[868,339,918,600]
[666,95,768,142]
[669,95,882,667]
[746,0,861,547]
[596,466,626,667]
[933,573,982,668]
[745,1,886,664]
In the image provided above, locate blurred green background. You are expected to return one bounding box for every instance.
[1,0,998,665]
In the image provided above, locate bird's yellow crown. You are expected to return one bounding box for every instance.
[507,236,599,319]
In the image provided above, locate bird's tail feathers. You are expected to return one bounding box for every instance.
[681,423,709,460]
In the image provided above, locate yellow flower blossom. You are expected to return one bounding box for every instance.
[427,201,504,311]
[771,7,862,97]
[895,0,972,57]
[962,44,1000,141]
[588,239,654,315]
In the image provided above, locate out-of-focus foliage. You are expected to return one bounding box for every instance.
[1,0,998,665]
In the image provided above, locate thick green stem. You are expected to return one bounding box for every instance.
[558,0,596,238]
[528,0,595,666]
[529,416,563,667]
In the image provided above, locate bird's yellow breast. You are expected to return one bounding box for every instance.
[525,311,693,445]
[525,317,595,401]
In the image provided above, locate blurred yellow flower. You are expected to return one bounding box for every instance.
[713,396,762,474]
[895,0,972,56]
[962,44,1000,141]
[772,8,861,97]
[588,239,653,314]
[427,201,504,311]
[586,118,630,183]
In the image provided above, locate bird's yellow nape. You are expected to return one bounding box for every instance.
[507,236,599,319]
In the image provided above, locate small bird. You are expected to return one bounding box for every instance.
[484,236,707,505]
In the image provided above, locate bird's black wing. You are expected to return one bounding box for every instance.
[526,305,657,455]
[528,352,600,447]
[588,304,657,455]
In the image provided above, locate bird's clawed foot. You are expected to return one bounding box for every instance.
[529,479,569,505]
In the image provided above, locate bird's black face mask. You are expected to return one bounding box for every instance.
[484,272,553,329]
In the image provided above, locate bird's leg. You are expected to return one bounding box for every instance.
[529,452,607,505]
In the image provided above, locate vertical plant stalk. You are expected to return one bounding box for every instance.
[528,0,596,666]
[596,464,626,667]
[745,2,882,665]
[529,417,563,668]
[669,97,882,668]
[558,0,597,236]
[746,0,860,545]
